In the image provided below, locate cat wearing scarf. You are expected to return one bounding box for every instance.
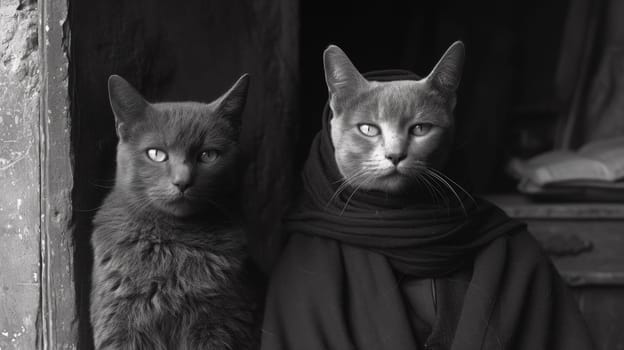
[260,43,593,350]
[90,74,259,350]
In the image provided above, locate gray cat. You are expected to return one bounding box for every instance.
[326,44,460,195]
[259,43,592,350]
[90,74,259,350]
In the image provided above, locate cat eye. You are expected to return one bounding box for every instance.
[410,123,433,136]
[199,150,219,163]
[358,124,381,137]
[146,148,168,162]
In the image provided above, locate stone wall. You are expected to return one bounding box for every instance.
[0,0,41,348]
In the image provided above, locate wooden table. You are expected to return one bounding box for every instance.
[488,195,624,350]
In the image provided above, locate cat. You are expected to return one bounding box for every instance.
[90,74,260,350]
[324,42,464,341]
[259,42,592,350]
[325,43,462,196]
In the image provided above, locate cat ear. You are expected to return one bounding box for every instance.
[108,75,148,140]
[214,73,250,125]
[426,41,465,94]
[323,45,367,112]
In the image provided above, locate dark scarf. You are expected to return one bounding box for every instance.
[261,71,593,350]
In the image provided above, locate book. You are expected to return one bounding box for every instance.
[517,179,624,202]
[508,136,624,186]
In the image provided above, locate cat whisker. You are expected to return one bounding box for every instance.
[421,172,454,215]
[335,172,370,203]
[397,165,447,208]
[426,167,476,206]
[330,162,377,185]
[89,182,116,190]
[413,176,431,203]
[74,205,108,213]
[327,179,354,206]
[424,168,467,215]
[326,168,369,207]
[426,173,451,207]
[123,193,158,217]
[339,172,376,215]
[416,172,446,208]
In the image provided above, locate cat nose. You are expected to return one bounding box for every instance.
[172,168,192,193]
[173,181,190,193]
[386,153,407,165]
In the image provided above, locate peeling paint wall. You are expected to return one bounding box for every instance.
[0,0,41,349]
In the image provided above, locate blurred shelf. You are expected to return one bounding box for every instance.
[485,194,624,219]
[485,193,624,287]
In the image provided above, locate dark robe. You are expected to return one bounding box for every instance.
[260,71,593,350]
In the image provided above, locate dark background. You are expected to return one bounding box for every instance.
[69,0,606,348]
[299,0,572,192]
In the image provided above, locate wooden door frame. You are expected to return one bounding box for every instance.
[39,0,76,347]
